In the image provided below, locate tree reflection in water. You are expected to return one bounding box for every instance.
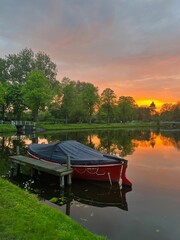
[0,129,180,176]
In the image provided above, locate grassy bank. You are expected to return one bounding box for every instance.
[0,124,16,133]
[0,178,106,240]
[38,122,157,131]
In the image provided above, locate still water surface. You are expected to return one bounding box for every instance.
[0,129,180,240]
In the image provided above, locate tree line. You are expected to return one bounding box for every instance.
[0,48,180,123]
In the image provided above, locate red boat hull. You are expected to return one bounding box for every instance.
[28,152,132,187]
[72,163,132,186]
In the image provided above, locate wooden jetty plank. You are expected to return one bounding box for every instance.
[9,155,72,187]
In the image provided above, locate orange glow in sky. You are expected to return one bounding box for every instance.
[136,99,165,110]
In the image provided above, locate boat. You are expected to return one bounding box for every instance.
[27,140,132,187]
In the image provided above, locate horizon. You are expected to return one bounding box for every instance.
[0,1,180,107]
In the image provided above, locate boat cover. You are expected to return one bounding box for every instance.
[28,140,127,165]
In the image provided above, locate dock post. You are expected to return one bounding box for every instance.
[16,146,20,155]
[67,155,71,170]
[9,161,15,177]
[67,155,72,185]
[9,160,20,177]
[60,176,65,188]
[16,146,20,174]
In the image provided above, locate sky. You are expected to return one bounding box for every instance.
[0,0,180,108]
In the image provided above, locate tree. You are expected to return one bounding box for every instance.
[160,103,174,121]
[173,102,180,121]
[49,81,63,121]
[116,96,137,123]
[61,82,78,123]
[6,83,25,120]
[34,51,57,84]
[61,77,72,87]
[0,58,8,83]
[80,83,99,123]
[21,70,53,122]
[5,48,34,84]
[137,107,151,121]
[0,83,6,105]
[4,48,57,85]
[0,82,7,120]
[100,88,116,123]
[149,101,156,116]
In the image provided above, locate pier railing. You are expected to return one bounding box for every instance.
[10,121,35,126]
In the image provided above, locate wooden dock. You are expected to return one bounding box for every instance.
[9,155,73,187]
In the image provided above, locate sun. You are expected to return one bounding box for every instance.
[136,99,165,111]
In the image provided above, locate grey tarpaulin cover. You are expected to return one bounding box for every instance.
[28,140,127,165]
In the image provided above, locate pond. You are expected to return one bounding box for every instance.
[0,129,180,240]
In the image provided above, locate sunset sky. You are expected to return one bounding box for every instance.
[0,0,180,108]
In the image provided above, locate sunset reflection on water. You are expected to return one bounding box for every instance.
[1,129,180,240]
[86,131,180,192]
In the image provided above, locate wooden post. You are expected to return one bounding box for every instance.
[66,186,71,215]
[67,155,72,185]
[16,146,20,155]
[60,176,65,187]
[9,161,14,177]
[66,201,71,216]
[67,174,72,185]
[67,155,71,170]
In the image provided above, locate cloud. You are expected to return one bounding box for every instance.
[0,0,180,102]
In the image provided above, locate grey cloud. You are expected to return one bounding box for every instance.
[0,0,180,101]
[1,0,180,60]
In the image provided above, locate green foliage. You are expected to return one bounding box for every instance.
[38,110,55,122]
[116,96,137,123]
[149,101,157,118]
[6,83,26,120]
[2,48,57,85]
[80,83,99,123]
[0,57,8,82]
[5,48,34,84]
[0,83,6,105]
[34,51,57,84]
[100,88,116,123]
[172,102,180,121]
[160,103,174,121]
[61,82,78,123]
[21,70,53,121]
[50,197,68,206]
[0,82,8,120]
[0,124,16,132]
[160,102,180,121]
[137,107,151,121]
[0,48,179,124]
[101,88,116,106]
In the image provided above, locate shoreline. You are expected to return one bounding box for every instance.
[0,121,179,134]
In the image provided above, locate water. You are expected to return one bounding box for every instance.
[0,129,180,240]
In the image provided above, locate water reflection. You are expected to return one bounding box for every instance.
[1,130,180,180]
[69,180,131,210]
[1,129,180,240]
[0,130,180,177]
[0,130,179,160]
[10,173,131,214]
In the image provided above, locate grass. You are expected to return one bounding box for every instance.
[0,178,106,240]
[38,122,157,131]
[0,124,16,133]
